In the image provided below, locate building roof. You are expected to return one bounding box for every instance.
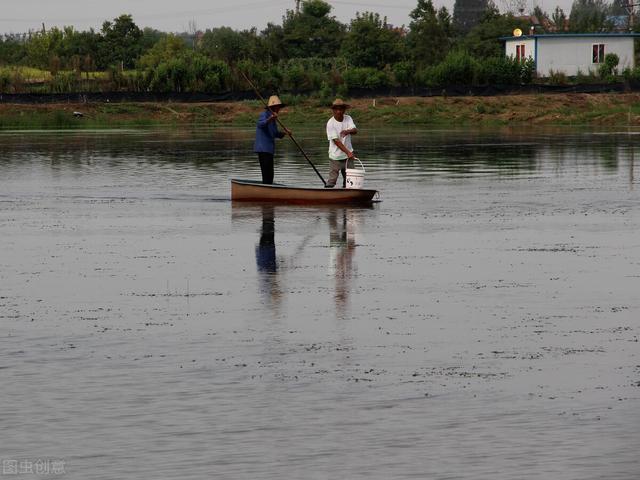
[501,33,640,41]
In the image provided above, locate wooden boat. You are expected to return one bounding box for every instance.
[231,179,378,204]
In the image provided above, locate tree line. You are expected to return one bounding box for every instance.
[0,0,638,95]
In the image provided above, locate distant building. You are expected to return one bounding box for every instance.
[501,33,640,77]
[606,15,631,32]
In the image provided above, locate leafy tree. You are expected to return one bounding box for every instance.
[200,27,262,64]
[24,28,64,69]
[551,6,568,31]
[453,0,490,34]
[201,27,245,63]
[407,0,452,66]
[462,7,528,59]
[57,27,101,70]
[261,22,286,63]
[568,0,613,32]
[139,28,165,53]
[532,6,546,22]
[341,12,405,68]
[609,0,629,16]
[137,34,187,70]
[0,35,27,65]
[98,14,143,69]
[281,0,345,58]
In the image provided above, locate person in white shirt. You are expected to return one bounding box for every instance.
[325,99,357,188]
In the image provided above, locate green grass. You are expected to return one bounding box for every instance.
[0,110,161,129]
[2,95,640,130]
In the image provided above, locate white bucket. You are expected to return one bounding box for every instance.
[345,158,365,189]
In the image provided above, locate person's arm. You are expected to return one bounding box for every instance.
[275,122,291,139]
[257,111,277,128]
[332,138,355,159]
[340,117,357,137]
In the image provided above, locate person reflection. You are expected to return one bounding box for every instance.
[256,205,282,309]
[328,208,357,316]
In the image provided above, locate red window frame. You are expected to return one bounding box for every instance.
[515,44,526,61]
[592,44,605,63]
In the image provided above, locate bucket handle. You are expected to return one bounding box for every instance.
[350,157,365,172]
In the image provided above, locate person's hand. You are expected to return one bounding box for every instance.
[269,112,278,122]
[283,127,292,136]
[347,151,355,159]
[340,129,350,137]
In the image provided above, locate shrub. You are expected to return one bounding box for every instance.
[392,61,416,87]
[475,57,518,84]
[283,63,307,92]
[622,66,640,83]
[3,69,26,93]
[343,67,390,90]
[279,58,331,92]
[50,71,80,93]
[416,65,438,87]
[149,58,191,92]
[191,56,230,92]
[519,58,535,84]
[431,50,476,85]
[575,68,598,84]
[599,53,619,78]
[317,80,332,104]
[145,54,230,92]
[547,69,568,85]
[0,69,12,93]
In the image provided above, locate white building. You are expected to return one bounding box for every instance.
[502,33,640,77]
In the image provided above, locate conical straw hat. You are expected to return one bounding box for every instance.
[267,95,285,108]
[331,98,351,109]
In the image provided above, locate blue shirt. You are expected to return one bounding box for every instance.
[254,110,285,154]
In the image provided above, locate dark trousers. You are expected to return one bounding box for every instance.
[257,152,274,184]
[326,158,353,187]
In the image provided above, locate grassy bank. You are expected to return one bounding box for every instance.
[1,93,640,129]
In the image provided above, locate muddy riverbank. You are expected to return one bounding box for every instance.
[2,92,640,128]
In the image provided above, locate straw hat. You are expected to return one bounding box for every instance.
[331,98,351,109]
[267,95,285,108]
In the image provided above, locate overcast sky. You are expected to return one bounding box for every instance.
[1,0,574,34]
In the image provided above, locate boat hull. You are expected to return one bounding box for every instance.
[231,179,378,204]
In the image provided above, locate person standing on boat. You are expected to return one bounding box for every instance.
[325,99,357,188]
[254,95,291,184]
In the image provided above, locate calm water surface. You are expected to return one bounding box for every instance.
[1,126,639,479]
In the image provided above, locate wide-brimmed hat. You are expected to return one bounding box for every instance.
[331,98,351,109]
[266,95,285,108]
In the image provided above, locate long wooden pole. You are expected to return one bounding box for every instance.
[240,71,327,186]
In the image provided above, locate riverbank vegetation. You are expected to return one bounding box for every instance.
[2,93,640,129]
[1,0,640,97]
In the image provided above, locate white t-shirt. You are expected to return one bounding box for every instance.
[326,115,356,161]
